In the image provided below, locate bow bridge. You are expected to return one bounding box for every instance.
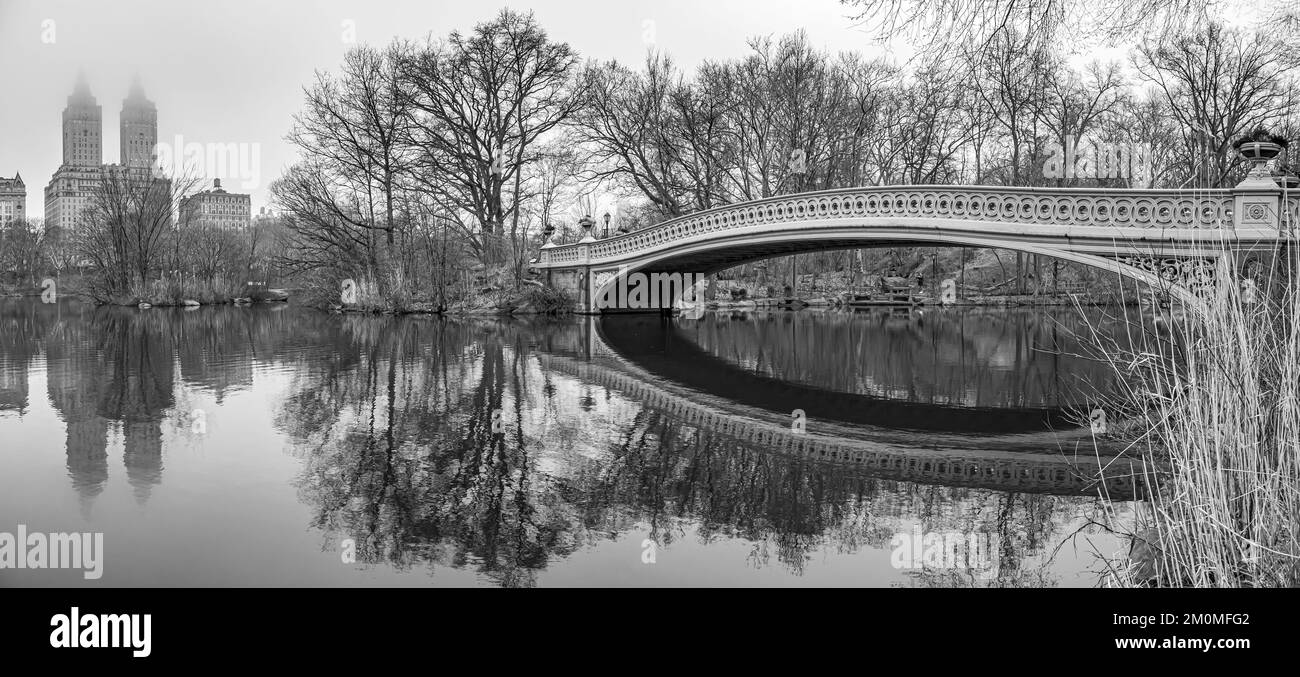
[535,176,1295,313]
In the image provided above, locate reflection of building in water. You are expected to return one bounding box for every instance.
[44,318,112,518]
[44,310,176,509]
[123,420,163,504]
[98,313,174,505]
[66,417,110,517]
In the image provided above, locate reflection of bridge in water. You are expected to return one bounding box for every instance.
[538,315,1144,499]
[686,308,1124,410]
[600,313,1085,432]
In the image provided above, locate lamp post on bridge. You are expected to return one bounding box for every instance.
[603,212,611,238]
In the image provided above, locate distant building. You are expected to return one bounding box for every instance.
[252,206,275,223]
[120,77,158,170]
[0,173,24,226]
[44,165,102,230]
[45,74,104,229]
[62,74,102,167]
[44,75,168,230]
[180,179,251,230]
[251,206,285,230]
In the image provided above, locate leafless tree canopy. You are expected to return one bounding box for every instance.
[78,169,194,291]
[1135,22,1295,186]
[274,9,583,307]
[255,6,1300,308]
[841,0,1220,55]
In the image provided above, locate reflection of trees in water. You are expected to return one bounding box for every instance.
[0,301,48,414]
[2,299,1102,585]
[687,310,1127,408]
[282,317,568,588]
[279,315,1087,587]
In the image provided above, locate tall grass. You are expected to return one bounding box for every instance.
[133,276,245,305]
[301,273,423,313]
[1086,244,1300,587]
[85,275,245,305]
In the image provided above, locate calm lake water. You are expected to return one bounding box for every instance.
[0,299,1141,587]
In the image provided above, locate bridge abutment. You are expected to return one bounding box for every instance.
[543,267,588,313]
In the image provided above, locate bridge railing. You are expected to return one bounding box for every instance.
[539,185,1245,267]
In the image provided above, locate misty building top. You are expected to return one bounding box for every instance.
[68,72,97,106]
[122,76,156,111]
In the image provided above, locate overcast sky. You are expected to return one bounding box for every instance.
[0,0,887,218]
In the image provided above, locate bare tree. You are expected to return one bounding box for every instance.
[0,218,46,286]
[271,161,379,280]
[841,0,1216,56]
[1038,60,1126,186]
[969,30,1053,185]
[571,54,692,217]
[398,9,581,264]
[1135,21,1295,187]
[287,43,413,289]
[43,223,79,283]
[78,167,200,295]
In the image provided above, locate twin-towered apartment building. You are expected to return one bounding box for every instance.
[26,75,252,232]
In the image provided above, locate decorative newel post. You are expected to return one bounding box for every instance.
[578,215,596,243]
[535,222,556,271]
[1232,128,1286,232]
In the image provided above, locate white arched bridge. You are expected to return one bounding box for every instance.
[535,176,1295,313]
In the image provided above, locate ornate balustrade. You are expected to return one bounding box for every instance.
[538,185,1242,268]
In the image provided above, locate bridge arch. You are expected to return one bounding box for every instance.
[586,226,1216,310]
[536,185,1286,314]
